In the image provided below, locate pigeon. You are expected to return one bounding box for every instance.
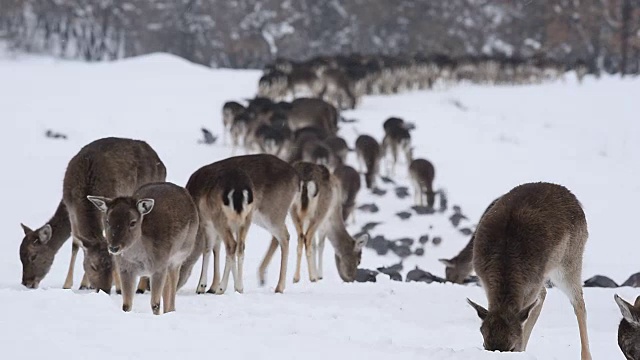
[198,127,218,145]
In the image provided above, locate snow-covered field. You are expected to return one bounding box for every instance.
[0,51,638,359]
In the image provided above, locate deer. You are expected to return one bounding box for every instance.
[186,168,255,295]
[614,294,640,360]
[181,154,298,294]
[19,137,166,293]
[315,174,368,282]
[355,135,381,189]
[382,123,412,176]
[466,182,592,360]
[222,101,246,145]
[408,158,436,207]
[333,164,361,224]
[324,135,350,165]
[439,197,500,284]
[289,162,333,283]
[86,182,198,315]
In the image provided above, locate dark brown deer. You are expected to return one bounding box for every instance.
[333,164,361,224]
[87,182,198,315]
[187,168,255,294]
[181,154,298,294]
[355,135,381,189]
[614,294,640,360]
[19,137,166,293]
[408,158,435,207]
[439,197,500,284]
[316,175,368,281]
[466,182,592,360]
[290,162,333,283]
[222,101,246,145]
[382,125,412,176]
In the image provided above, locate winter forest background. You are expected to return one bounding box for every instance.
[0,0,639,74]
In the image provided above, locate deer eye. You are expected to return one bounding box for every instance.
[129,220,137,228]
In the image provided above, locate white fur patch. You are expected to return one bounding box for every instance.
[307,181,317,197]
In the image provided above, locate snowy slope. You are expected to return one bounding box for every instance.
[0,52,638,359]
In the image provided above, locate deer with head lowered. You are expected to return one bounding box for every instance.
[19,137,166,293]
[614,294,640,360]
[182,154,298,294]
[87,182,198,315]
[186,167,255,294]
[408,158,436,208]
[355,134,381,189]
[466,182,592,360]
[439,197,500,284]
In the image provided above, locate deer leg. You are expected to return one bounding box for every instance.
[521,286,546,350]
[163,267,179,313]
[235,222,250,294]
[291,211,304,284]
[317,233,326,280]
[120,270,136,313]
[273,225,290,293]
[390,144,398,177]
[63,239,80,289]
[258,237,279,286]
[208,235,221,293]
[150,270,168,315]
[112,264,122,294]
[304,220,323,282]
[197,228,212,294]
[136,277,149,294]
[215,229,237,295]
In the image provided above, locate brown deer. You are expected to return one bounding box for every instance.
[19,137,166,293]
[222,101,246,145]
[316,175,368,281]
[408,158,435,207]
[466,182,592,360]
[355,135,381,189]
[439,197,500,284]
[382,121,412,176]
[181,154,298,294]
[614,294,640,360]
[186,168,255,294]
[333,164,361,224]
[87,182,198,315]
[290,162,333,283]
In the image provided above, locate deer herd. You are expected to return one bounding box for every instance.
[16,54,635,359]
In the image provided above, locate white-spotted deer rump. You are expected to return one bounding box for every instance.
[467,182,592,360]
[187,167,255,295]
[87,182,198,315]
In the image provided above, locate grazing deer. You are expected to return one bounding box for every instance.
[614,294,640,360]
[186,168,255,294]
[315,174,368,281]
[355,135,381,189]
[290,162,333,283]
[19,137,166,293]
[222,101,246,145]
[408,158,435,207]
[439,197,500,283]
[87,182,198,315]
[287,98,338,135]
[333,164,361,224]
[181,154,298,294]
[466,182,592,360]
[324,135,350,165]
[382,125,412,176]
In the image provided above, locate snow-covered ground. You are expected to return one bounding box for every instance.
[0,51,638,359]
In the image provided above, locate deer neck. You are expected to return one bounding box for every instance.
[47,200,72,251]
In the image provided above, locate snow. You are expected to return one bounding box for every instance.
[0,51,638,359]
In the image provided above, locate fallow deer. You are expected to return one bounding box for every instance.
[186,168,255,294]
[355,135,381,189]
[290,162,333,283]
[614,294,640,360]
[87,182,198,315]
[382,123,412,176]
[181,154,298,294]
[324,135,350,165]
[408,158,435,207]
[222,101,245,145]
[333,164,361,224]
[466,182,592,360]
[439,197,500,284]
[19,137,166,293]
[315,175,368,281]
[287,98,338,135]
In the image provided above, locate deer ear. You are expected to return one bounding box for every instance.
[615,294,640,325]
[87,196,111,212]
[518,299,539,323]
[136,199,154,216]
[439,258,454,267]
[467,298,488,320]
[20,223,33,235]
[37,224,52,244]
[354,234,368,251]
